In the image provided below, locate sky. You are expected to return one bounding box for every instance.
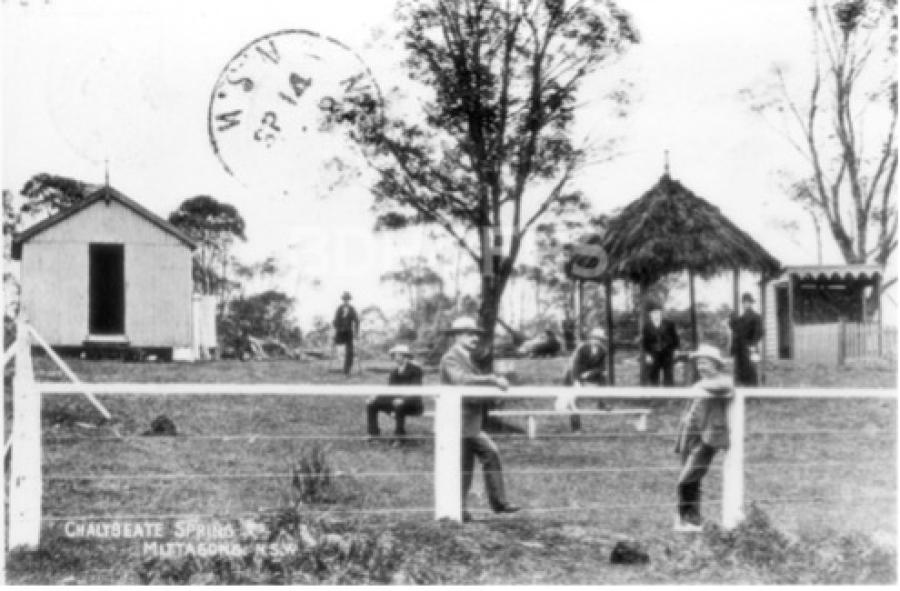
[2,0,895,328]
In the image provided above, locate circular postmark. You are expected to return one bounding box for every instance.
[208,29,382,195]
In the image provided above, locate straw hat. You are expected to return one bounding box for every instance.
[689,344,725,367]
[588,327,608,340]
[389,344,414,357]
[445,316,486,334]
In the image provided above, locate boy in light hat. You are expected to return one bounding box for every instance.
[673,343,733,532]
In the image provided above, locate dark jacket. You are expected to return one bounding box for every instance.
[388,362,423,386]
[565,342,607,385]
[642,319,680,356]
[333,304,359,343]
[729,310,762,355]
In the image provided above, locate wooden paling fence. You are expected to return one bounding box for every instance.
[793,322,896,365]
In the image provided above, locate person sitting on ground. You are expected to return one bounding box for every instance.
[560,327,610,431]
[366,344,424,439]
[441,316,520,522]
[673,343,733,532]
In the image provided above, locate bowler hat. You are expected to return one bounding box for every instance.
[741,292,755,303]
[341,291,352,300]
[446,316,486,334]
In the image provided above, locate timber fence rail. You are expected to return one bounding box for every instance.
[4,323,897,550]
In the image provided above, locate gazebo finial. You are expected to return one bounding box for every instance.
[663,149,670,177]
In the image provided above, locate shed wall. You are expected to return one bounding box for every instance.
[19,199,192,348]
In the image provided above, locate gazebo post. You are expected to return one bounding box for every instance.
[688,269,698,348]
[604,276,615,385]
[732,267,740,313]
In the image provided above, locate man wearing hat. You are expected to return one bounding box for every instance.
[729,292,763,386]
[641,301,681,386]
[366,344,424,439]
[561,326,610,431]
[673,344,733,532]
[440,316,520,521]
[333,292,359,376]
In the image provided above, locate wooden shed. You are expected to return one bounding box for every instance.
[12,185,196,359]
[763,264,885,363]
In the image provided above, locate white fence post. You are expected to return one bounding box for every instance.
[9,320,42,549]
[721,388,746,529]
[433,390,462,521]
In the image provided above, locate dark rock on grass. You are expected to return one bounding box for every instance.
[610,540,650,565]
[142,414,177,436]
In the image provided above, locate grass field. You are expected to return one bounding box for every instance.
[4,352,898,584]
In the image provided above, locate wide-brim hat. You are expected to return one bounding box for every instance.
[445,316,486,334]
[690,344,725,367]
[741,292,755,303]
[588,327,608,340]
[341,291,352,300]
[389,344,414,357]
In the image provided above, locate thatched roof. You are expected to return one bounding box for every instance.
[601,173,781,285]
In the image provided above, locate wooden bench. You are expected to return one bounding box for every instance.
[421,408,650,438]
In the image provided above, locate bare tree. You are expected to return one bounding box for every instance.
[745,0,897,284]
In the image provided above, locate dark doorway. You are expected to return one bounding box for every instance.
[89,244,125,335]
[775,284,790,359]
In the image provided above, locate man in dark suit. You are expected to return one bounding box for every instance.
[642,301,680,386]
[366,344,424,439]
[333,291,359,376]
[729,292,763,386]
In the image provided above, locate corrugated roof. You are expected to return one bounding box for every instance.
[11,186,195,259]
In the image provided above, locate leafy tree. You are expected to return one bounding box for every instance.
[167,196,247,296]
[19,173,93,221]
[380,256,446,329]
[332,0,637,357]
[744,0,897,283]
[219,289,302,351]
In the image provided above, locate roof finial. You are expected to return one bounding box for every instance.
[103,158,112,205]
[664,149,670,176]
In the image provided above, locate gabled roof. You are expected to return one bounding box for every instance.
[11,185,196,259]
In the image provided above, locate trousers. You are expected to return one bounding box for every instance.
[366,397,424,435]
[676,439,718,523]
[342,339,354,375]
[647,351,675,386]
[461,432,508,510]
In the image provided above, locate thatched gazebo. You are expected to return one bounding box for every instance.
[593,170,782,383]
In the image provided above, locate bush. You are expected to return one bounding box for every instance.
[290,445,360,506]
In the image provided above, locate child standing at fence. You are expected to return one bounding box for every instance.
[673,344,733,532]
